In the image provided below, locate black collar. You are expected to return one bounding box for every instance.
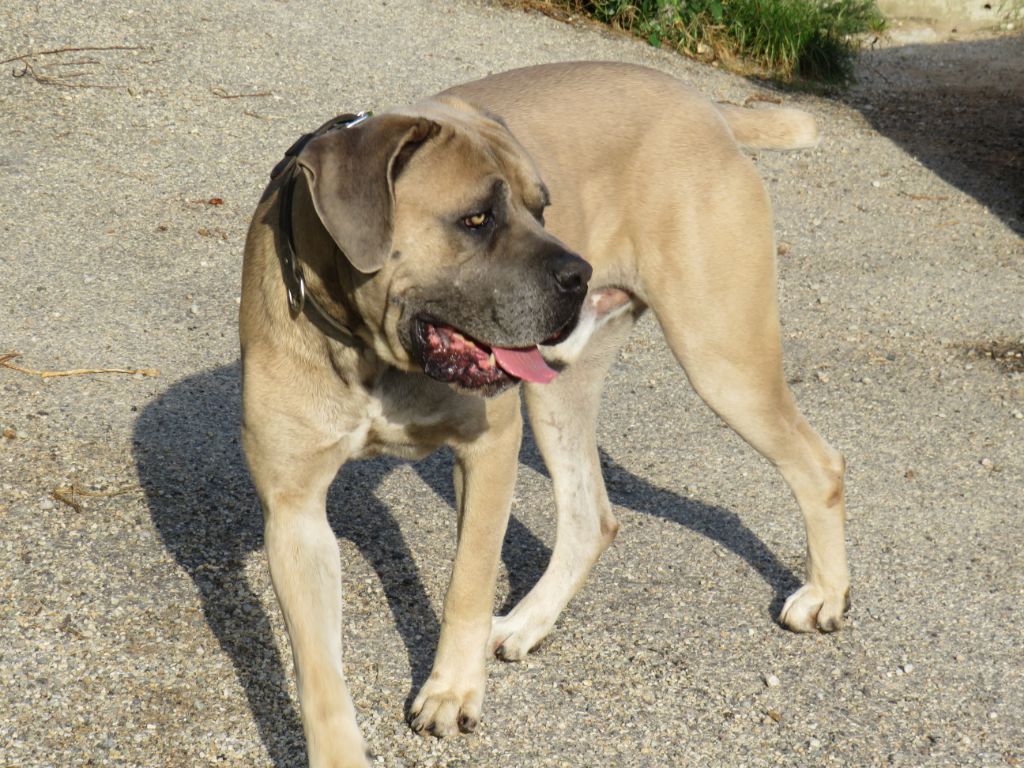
[270,111,371,345]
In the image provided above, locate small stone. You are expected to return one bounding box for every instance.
[901,663,914,674]
[980,458,993,469]
[763,673,781,688]
[1011,410,1023,420]
[871,180,882,188]
[816,371,830,383]
[809,737,822,751]
[2,426,15,439]
[189,303,200,316]
[40,498,55,510]
[16,430,28,439]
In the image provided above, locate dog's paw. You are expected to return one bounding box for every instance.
[489,610,553,661]
[779,583,850,633]
[409,677,484,738]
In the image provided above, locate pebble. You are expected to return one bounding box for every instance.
[189,303,200,316]
[40,498,55,511]
[763,673,781,688]
[980,458,993,469]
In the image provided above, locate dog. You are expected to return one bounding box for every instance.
[240,61,848,767]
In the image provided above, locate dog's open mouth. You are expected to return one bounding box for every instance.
[413,310,578,392]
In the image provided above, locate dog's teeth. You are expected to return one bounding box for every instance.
[485,353,496,368]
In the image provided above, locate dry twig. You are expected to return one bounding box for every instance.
[0,45,146,67]
[0,352,159,379]
[211,86,273,99]
[5,45,148,90]
[743,93,784,106]
[51,484,140,513]
[900,191,951,202]
[11,57,119,89]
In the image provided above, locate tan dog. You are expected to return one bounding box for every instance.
[240,61,848,767]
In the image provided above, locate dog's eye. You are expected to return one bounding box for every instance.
[462,211,492,230]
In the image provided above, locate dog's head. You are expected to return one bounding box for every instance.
[295,101,590,395]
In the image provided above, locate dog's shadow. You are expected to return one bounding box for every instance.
[136,363,800,767]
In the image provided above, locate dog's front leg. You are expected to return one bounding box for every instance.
[245,420,365,768]
[410,390,522,737]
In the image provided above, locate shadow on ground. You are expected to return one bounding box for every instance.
[134,363,799,766]
[846,33,1023,234]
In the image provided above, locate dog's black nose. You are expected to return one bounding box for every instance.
[552,253,592,297]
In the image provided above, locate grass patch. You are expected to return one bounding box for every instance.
[527,0,886,83]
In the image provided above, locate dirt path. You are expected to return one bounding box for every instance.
[1,4,1021,766]
[849,31,1024,235]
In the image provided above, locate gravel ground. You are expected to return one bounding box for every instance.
[1,2,1021,766]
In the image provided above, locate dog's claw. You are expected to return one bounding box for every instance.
[409,679,483,740]
[489,612,551,661]
[779,583,849,633]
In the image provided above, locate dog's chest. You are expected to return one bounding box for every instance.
[347,369,490,461]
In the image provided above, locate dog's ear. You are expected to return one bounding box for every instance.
[297,114,438,274]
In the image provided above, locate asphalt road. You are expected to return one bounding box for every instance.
[1,2,1022,766]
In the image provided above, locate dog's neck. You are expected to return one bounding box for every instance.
[276,167,367,349]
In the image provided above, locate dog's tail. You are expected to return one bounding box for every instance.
[716,103,820,151]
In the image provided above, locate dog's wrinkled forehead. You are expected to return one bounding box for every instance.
[394,98,548,214]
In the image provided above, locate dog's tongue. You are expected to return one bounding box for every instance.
[492,346,558,384]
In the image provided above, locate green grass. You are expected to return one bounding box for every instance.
[547,0,887,83]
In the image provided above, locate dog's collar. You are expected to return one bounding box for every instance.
[272,111,372,346]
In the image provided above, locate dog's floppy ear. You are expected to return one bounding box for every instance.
[297,114,438,274]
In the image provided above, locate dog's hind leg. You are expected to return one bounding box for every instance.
[672,347,850,632]
[490,292,635,660]
[643,161,849,633]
